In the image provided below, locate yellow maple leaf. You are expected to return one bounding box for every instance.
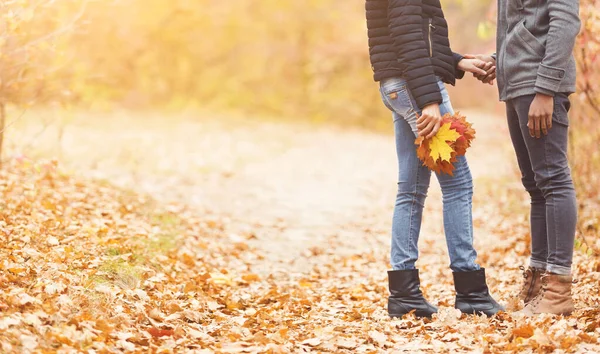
[428,123,460,162]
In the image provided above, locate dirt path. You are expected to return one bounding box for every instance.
[12,108,515,275]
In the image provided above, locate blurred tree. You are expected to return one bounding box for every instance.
[0,0,86,164]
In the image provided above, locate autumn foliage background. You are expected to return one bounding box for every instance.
[0,0,599,352]
[2,0,597,249]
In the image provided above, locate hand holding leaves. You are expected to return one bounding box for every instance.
[415,113,476,175]
[417,103,443,139]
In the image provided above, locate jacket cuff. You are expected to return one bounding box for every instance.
[491,53,497,62]
[535,64,566,95]
[534,86,556,97]
[453,52,465,79]
[415,90,443,110]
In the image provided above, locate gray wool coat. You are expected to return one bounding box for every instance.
[495,0,581,101]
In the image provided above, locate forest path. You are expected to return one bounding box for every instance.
[14,108,514,276]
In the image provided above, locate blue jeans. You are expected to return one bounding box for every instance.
[379,77,480,272]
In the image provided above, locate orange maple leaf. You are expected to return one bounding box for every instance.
[414,112,476,175]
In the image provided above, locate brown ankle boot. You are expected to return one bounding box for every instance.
[520,273,575,316]
[517,266,543,305]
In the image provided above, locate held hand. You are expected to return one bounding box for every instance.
[528,93,554,138]
[417,103,442,139]
[464,54,496,84]
[457,58,490,77]
[465,54,496,64]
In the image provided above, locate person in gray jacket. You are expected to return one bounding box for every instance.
[470,0,581,316]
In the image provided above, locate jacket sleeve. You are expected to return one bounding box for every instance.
[388,0,442,109]
[453,52,465,79]
[534,0,581,96]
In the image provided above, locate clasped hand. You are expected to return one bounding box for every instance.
[458,55,496,85]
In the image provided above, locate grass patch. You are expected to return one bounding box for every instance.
[91,258,142,290]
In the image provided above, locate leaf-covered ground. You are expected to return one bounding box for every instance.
[2,110,599,353]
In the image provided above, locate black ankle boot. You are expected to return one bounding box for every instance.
[453,268,504,316]
[388,269,438,318]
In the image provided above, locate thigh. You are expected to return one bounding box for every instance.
[506,97,538,188]
[436,154,472,187]
[394,112,432,191]
[511,95,570,182]
[380,78,420,137]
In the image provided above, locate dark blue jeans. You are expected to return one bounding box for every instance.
[506,93,577,275]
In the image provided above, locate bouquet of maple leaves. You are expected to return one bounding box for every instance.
[415,112,475,176]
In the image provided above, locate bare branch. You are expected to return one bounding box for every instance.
[6,0,89,56]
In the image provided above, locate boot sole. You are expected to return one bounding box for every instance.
[389,311,436,319]
[458,308,503,317]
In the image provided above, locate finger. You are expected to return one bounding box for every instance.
[416,113,430,125]
[463,54,476,59]
[541,115,548,136]
[419,121,435,137]
[528,118,535,138]
[417,117,430,129]
[547,114,553,130]
[483,72,497,84]
[420,122,434,137]
[426,121,441,139]
[470,60,489,75]
[472,66,488,76]
[534,117,541,139]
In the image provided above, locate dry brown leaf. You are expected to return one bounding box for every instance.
[512,324,535,339]
[302,337,322,347]
[368,330,387,347]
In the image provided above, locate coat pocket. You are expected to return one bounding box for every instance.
[505,21,546,86]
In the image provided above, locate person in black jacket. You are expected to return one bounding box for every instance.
[366,0,503,318]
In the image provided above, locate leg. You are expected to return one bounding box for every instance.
[505,99,549,270]
[435,81,502,316]
[435,81,479,272]
[511,94,577,275]
[390,114,432,270]
[380,79,436,318]
[436,155,479,271]
[379,78,432,270]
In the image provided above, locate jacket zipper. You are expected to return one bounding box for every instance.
[428,19,435,57]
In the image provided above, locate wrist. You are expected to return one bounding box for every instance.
[423,103,440,109]
[535,92,554,100]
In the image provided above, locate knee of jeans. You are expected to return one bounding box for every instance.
[535,168,575,198]
[440,173,473,195]
[522,178,544,201]
[396,182,428,202]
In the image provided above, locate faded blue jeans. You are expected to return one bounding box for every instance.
[379,77,480,272]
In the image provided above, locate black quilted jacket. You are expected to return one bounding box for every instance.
[366,0,465,109]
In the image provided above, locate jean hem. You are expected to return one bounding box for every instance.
[449,264,481,273]
[529,259,548,270]
[391,265,417,271]
[547,263,571,275]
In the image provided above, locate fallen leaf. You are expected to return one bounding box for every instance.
[302,338,322,347]
[147,327,174,338]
